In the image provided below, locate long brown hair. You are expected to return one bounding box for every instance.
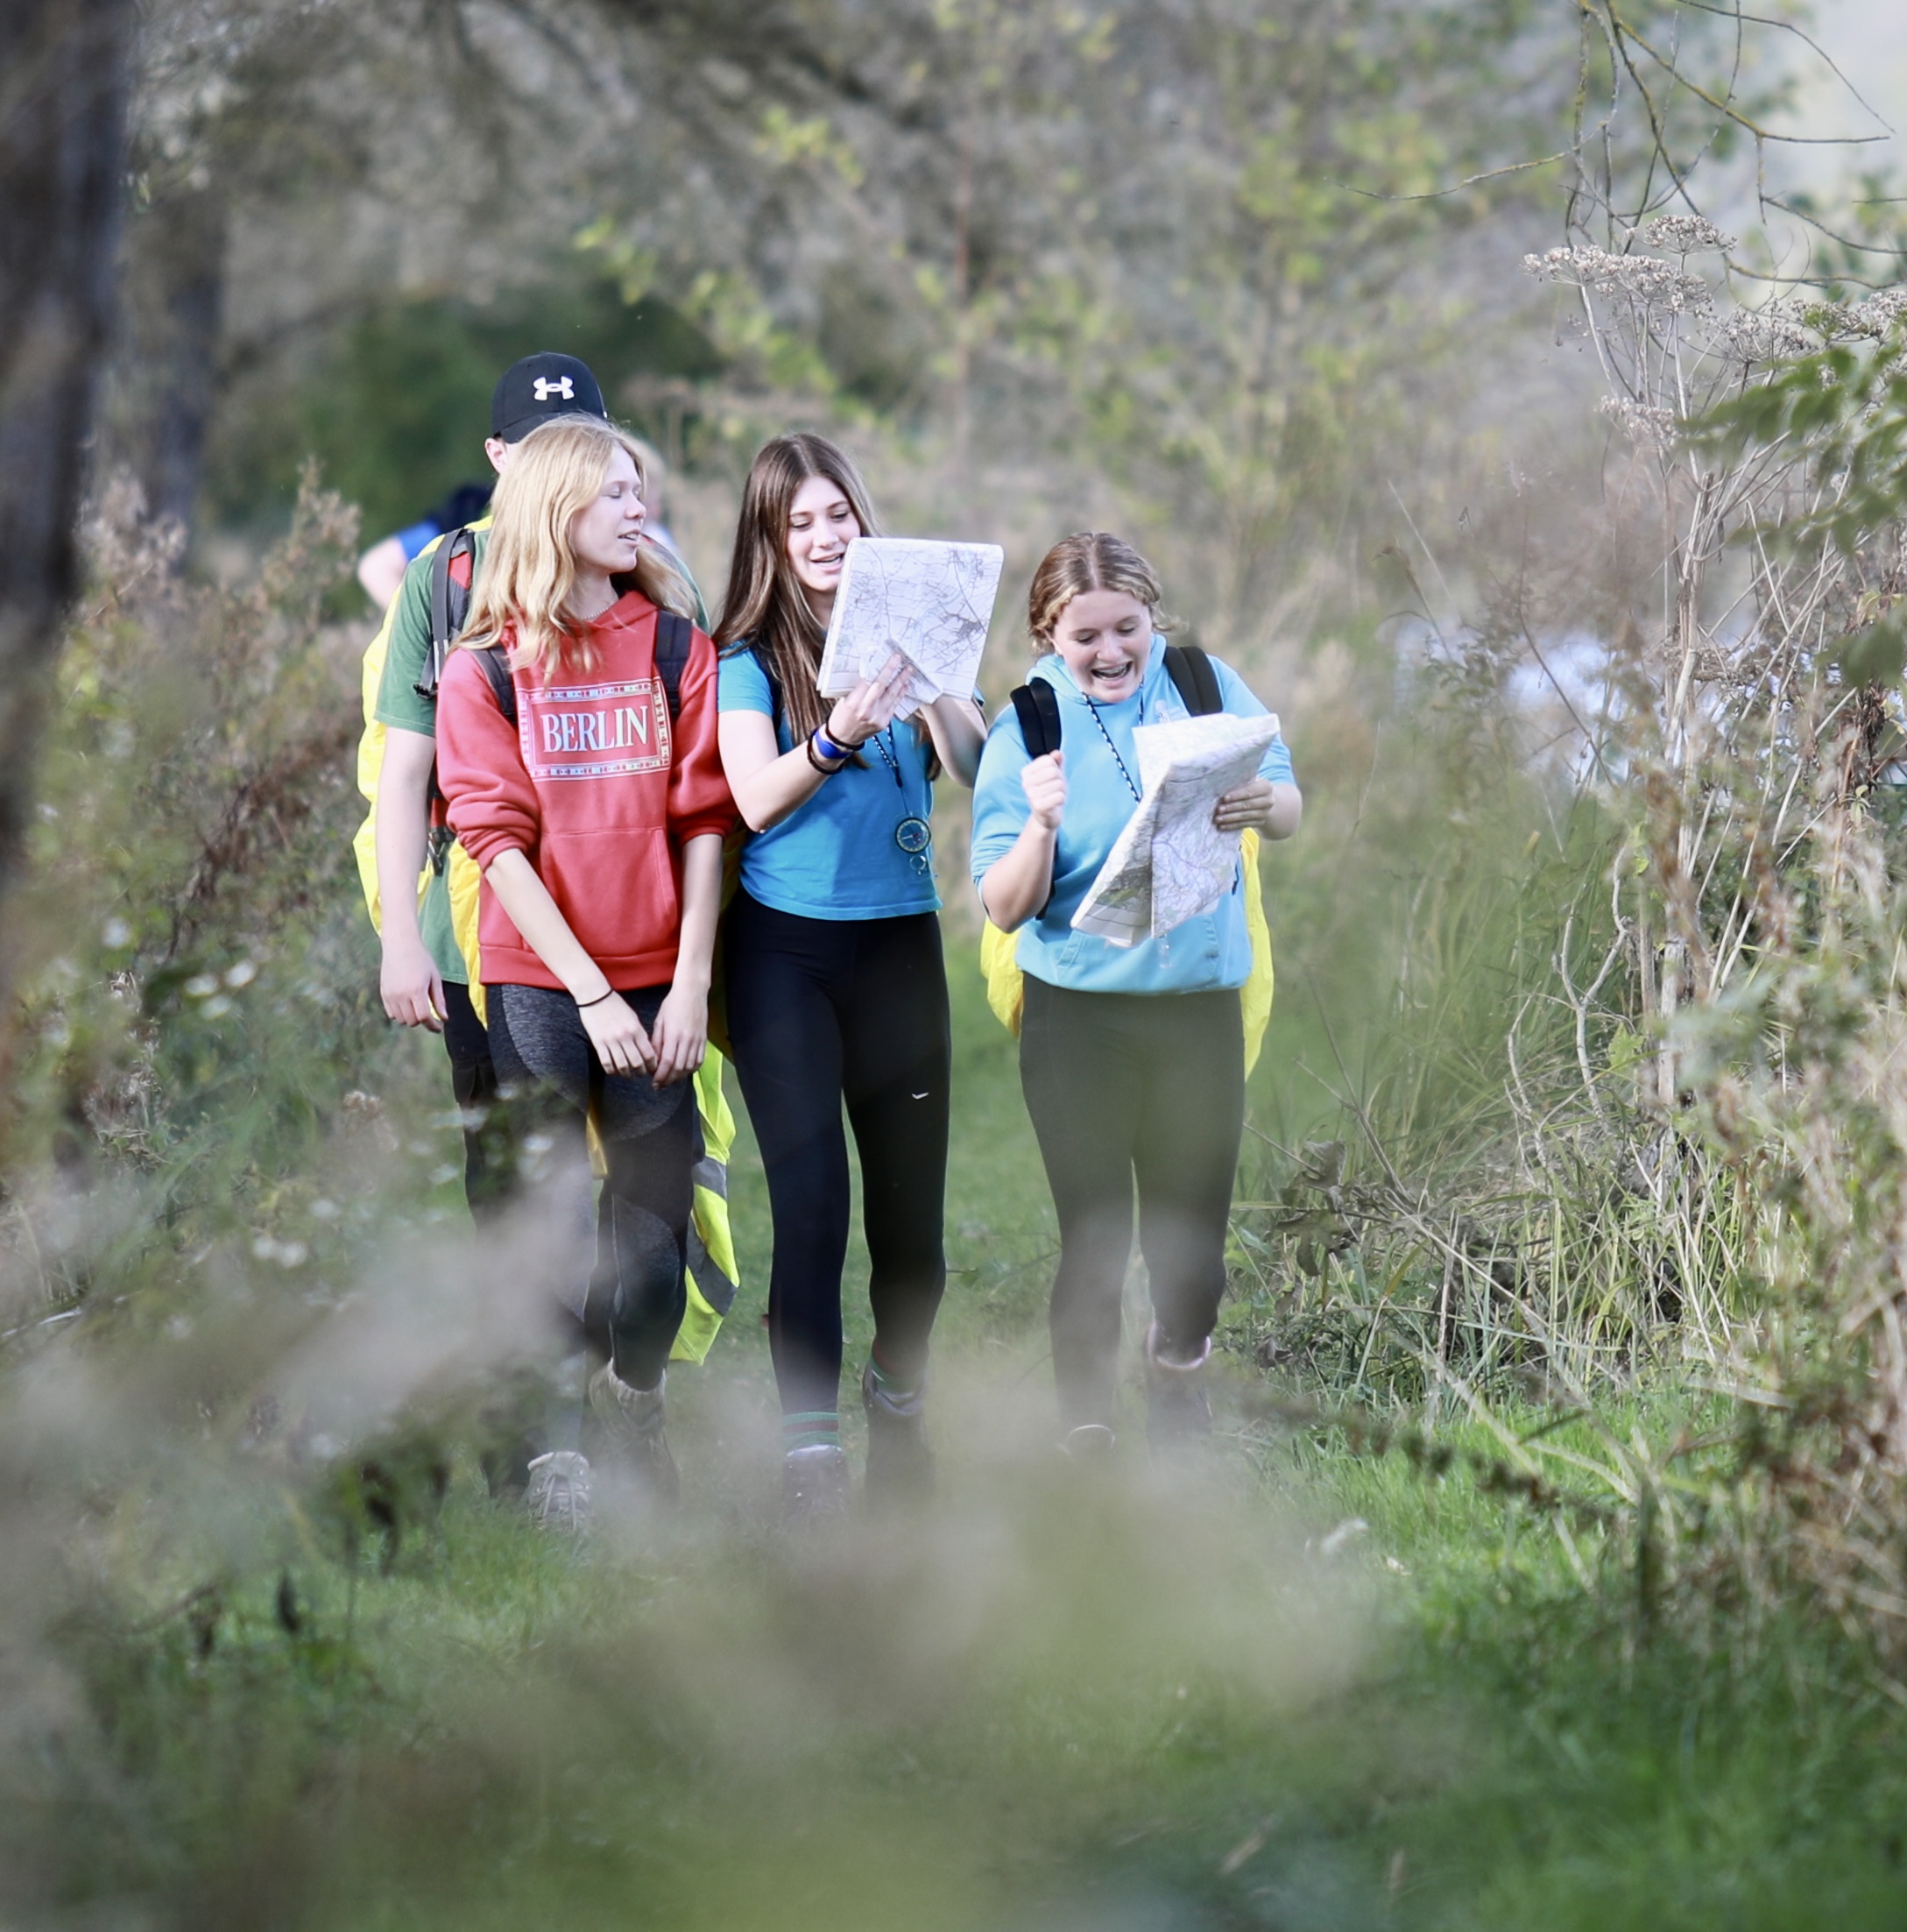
[714,432,882,743]
[1027,531,1170,655]
[460,416,696,680]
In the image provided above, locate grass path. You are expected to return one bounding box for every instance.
[45,952,1907,1930]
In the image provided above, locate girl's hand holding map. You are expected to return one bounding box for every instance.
[1212,776,1276,833]
[824,648,914,748]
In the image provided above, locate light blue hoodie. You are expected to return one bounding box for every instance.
[969,638,1293,995]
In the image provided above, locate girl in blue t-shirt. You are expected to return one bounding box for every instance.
[971,533,1301,1455]
[714,432,984,1517]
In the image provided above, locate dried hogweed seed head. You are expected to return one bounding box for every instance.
[1523,244,1713,313]
[1711,302,1819,366]
[1850,289,1907,338]
[1641,215,1734,255]
[1598,395,1679,451]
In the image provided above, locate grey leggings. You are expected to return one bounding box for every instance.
[484,982,697,1390]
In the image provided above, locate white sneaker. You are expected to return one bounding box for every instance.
[780,1443,851,1525]
[525,1449,591,1532]
[1058,1422,1118,1461]
[1144,1321,1213,1444]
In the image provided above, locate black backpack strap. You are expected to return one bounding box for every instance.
[1009,681,1063,761]
[1162,641,1223,716]
[416,525,477,701]
[653,610,692,723]
[476,644,516,726]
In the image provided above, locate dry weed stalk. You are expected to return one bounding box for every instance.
[1239,244,1907,1650]
[1502,247,1907,1643]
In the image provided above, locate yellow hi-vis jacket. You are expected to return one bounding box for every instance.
[978,827,1275,1073]
[353,527,739,1361]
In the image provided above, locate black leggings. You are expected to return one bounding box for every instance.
[441,980,504,1219]
[484,982,697,1391]
[723,890,950,1416]
[1018,977,1245,1431]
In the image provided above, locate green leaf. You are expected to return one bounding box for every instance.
[1837,615,1907,688]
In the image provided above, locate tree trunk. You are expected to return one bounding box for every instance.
[112,180,227,531]
[0,0,136,1019]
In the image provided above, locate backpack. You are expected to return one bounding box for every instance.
[463,611,696,730]
[421,527,697,725]
[978,643,1276,1074]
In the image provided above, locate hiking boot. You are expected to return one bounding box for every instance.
[1143,1321,1213,1445]
[524,1450,591,1533]
[588,1362,681,1506]
[861,1361,934,1504]
[780,1443,851,1525]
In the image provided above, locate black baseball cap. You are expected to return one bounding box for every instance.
[490,353,608,442]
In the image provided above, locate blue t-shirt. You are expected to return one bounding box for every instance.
[718,645,942,920]
[969,639,1293,994]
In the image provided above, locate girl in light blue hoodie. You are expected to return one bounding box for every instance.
[971,533,1301,1453]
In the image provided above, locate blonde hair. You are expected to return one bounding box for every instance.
[1027,531,1170,654]
[459,415,696,678]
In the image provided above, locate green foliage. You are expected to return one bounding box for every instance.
[1,471,448,1324]
[205,275,723,541]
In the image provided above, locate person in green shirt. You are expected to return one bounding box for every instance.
[371,353,611,1210]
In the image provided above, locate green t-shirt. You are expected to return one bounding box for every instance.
[374,525,492,985]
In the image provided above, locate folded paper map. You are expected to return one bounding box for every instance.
[1071,711,1280,946]
[816,537,1005,717]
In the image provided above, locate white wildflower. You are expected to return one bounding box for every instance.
[223,958,258,988]
[251,1234,309,1269]
[183,973,220,999]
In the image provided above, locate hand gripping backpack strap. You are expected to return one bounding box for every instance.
[416,525,478,702]
[1007,680,1066,916]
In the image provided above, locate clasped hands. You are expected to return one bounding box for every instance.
[576,980,708,1087]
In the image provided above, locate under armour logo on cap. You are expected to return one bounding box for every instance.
[491,353,608,442]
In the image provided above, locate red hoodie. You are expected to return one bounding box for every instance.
[434,591,737,991]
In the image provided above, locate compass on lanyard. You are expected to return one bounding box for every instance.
[871,730,934,876]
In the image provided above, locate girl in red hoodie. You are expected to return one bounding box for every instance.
[435,415,735,1524]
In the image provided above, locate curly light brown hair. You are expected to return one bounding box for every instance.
[1027,532,1172,655]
